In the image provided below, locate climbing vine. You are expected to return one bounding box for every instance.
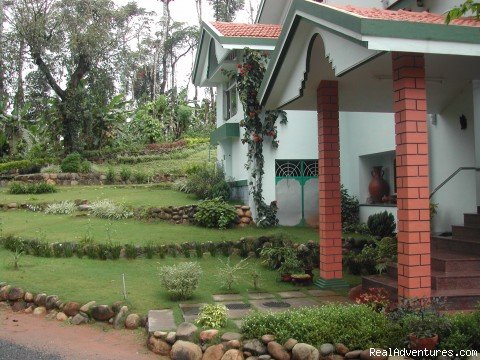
[224,49,287,227]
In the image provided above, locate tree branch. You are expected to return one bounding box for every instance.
[67,53,91,92]
[32,52,66,100]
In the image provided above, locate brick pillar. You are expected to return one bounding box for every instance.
[317,80,343,281]
[392,52,431,299]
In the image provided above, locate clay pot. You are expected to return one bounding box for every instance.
[408,334,439,350]
[368,166,390,203]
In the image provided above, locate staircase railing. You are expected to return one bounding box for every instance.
[429,167,480,199]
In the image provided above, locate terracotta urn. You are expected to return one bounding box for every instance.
[368,166,390,203]
[408,334,439,350]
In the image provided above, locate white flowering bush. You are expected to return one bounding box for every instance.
[89,199,133,220]
[158,262,202,300]
[45,201,77,215]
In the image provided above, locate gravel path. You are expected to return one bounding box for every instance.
[0,339,63,360]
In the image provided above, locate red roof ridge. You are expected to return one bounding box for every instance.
[209,22,282,38]
[327,4,480,28]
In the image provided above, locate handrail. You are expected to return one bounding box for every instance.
[429,167,480,199]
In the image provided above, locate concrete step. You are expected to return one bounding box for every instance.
[432,270,480,290]
[452,225,480,241]
[464,213,480,228]
[432,236,480,255]
[431,250,480,272]
[433,289,480,310]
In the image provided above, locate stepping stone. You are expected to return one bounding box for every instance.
[232,319,243,329]
[249,300,291,313]
[307,289,338,297]
[247,293,275,300]
[179,303,205,323]
[284,298,322,308]
[148,309,176,332]
[215,301,252,319]
[212,294,243,301]
[277,291,307,299]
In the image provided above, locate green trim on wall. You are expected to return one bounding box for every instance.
[210,123,240,145]
[229,180,248,187]
[314,277,350,290]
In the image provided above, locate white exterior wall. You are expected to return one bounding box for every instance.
[262,111,319,204]
[428,87,476,233]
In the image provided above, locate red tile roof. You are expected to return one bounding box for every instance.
[330,5,480,28]
[210,22,282,38]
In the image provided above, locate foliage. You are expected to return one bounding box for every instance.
[119,166,132,182]
[0,159,49,174]
[260,245,297,270]
[216,257,249,291]
[224,49,287,226]
[133,171,149,184]
[446,0,480,23]
[430,201,438,221]
[105,167,116,184]
[44,201,77,215]
[194,198,237,229]
[241,304,403,349]
[389,298,449,340]
[8,182,57,195]
[60,153,91,173]
[355,288,391,313]
[374,237,397,274]
[440,310,480,352]
[341,185,360,228]
[89,200,133,220]
[158,262,203,300]
[208,0,244,22]
[183,163,230,200]
[367,211,396,238]
[195,304,228,329]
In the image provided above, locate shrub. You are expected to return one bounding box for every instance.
[124,244,138,259]
[41,164,61,173]
[196,304,228,329]
[45,201,77,215]
[8,182,57,195]
[216,257,249,291]
[367,211,396,238]
[158,262,202,300]
[341,185,359,227]
[89,200,133,220]
[60,153,91,173]
[194,198,237,229]
[184,164,230,200]
[0,159,49,174]
[105,167,116,184]
[133,171,148,184]
[241,304,403,349]
[120,166,132,182]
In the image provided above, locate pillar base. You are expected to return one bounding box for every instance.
[314,277,349,290]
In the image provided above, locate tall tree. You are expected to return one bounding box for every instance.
[12,0,142,153]
[0,0,6,110]
[208,0,245,22]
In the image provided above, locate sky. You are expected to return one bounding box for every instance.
[114,0,262,98]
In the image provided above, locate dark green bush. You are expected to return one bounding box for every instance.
[8,182,57,195]
[105,167,116,184]
[124,244,138,259]
[60,153,91,173]
[367,211,396,238]
[120,166,132,182]
[184,164,230,200]
[0,159,49,174]
[241,304,403,349]
[341,185,360,227]
[194,198,237,229]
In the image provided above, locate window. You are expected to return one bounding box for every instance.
[223,80,238,120]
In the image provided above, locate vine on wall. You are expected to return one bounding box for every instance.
[224,49,287,227]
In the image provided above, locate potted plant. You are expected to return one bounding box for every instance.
[277,254,303,282]
[291,273,313,285]
[398,298,449,350]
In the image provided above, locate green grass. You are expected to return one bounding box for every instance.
[0,248,349,322]
[96,146,215,176]
[0,210,318,245]
[0,185,199,207]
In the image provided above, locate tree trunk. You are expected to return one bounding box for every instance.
[14,39,25,111]
[160,2,171,95]
[0,0,6,110]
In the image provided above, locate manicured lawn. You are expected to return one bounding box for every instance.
[0,248,358,324]
[0,210,319,245]
[0,185,198,208]
[96,146,215,176]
